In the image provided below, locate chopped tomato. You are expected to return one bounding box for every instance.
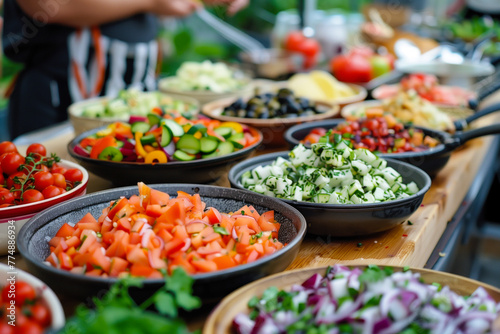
[46,183,284,277]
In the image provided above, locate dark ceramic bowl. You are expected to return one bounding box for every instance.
[228,152,431,237]
[17,184,306,303]
[68,126,263,186]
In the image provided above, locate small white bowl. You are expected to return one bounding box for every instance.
[158,76,254,106]
[0,160,89,255]
[0,263,65,331]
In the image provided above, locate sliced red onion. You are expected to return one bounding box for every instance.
[74,145,90,157]
[122,140,136,150]
[120,148,136,156]
[232,227,238,240]
[233,314,255,334]
[302,273,323,290]
[129,115,148,124]
[180,238,191,252]
[150,124,158,132]
[141,229,153,248]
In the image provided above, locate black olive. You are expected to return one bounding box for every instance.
[246,110,256,118]
[231,98,244,110]
[267,98,280,111]
[248,97,263,106]
[258,108,269,119]
[223,109,237,117]
[279,104,288,116]
[237,109,247,118]
[284,113,298,118]
[287,100,301,114]
[297,97,310,108]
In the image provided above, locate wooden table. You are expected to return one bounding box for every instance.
[3,94,500,329]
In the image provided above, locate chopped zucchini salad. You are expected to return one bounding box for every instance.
[240,138,419,205]
[234,265,500,334]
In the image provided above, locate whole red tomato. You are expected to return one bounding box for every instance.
[21,189,44,204]
[28,304,51,328]
[0,322,14,334]
[284,31,305,51]
[26,143,47,157]
[330,54,372,83]
[33,171,54,191]
[63,168,83,183]
[284,30,321,69]
[0,188,15,205]
[0,141,17,155]
[1,153,25,175]
[42,185,62,199]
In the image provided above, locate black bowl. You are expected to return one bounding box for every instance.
[228,152,431,237]
[68,126,263,185]
[17,184,306,303]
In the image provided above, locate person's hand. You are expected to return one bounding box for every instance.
[147,0,202,17]
[203,0,249,15]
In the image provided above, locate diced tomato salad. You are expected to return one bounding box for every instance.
[46,183,284,278]
[302,110,440,153]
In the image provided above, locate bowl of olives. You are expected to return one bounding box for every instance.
[202,88,339,147]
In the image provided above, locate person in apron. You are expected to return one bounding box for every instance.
[2,0,248,139]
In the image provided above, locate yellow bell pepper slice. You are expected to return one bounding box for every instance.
[219,122,243,133]
[145,150,167,164]
[135,132,148,158]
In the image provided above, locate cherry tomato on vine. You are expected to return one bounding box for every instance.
[0,322,14,334]
[63,168,83,183]
[0,188,15,205]
[33,171,54,191]
[21,189,44,204]
[6,172,27,190]
[15,321,43,334]
[27,304,51,328]
[1,153,25,175]
[0,141,17,155]
[41,185,62,199]
[26,143,47,157]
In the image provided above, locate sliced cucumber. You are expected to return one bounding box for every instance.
[131,121,150,134]
[173,150,196,161]
[160,125,173,147]
[216,141,234,157]
[202,151,219,159]
[147,113,162,127]
[177,134,200,154]
[140,134,156,145]
[200,136,218,153]
[214,127,233,139]
[186,123,207,135]
[230,141,244,149]
[161,119,184,137]
[228,132,244,142]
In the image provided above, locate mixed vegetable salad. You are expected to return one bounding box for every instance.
[234,265,500,334]
[222,88,328,119]
[79,89,199,120]
[301,111,440,153]
[241,137,419,205]
[74,110,261,163]
[0,142,83,207]
[160,61,248,93]
[46,183,284,277]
